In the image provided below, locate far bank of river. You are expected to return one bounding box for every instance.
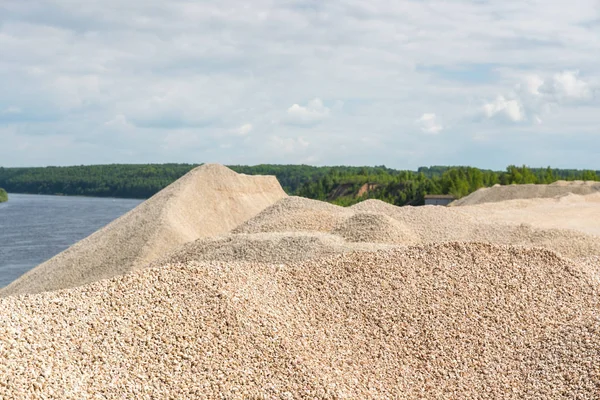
[0,193,142,288]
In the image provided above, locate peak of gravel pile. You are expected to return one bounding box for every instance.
[451,181,600,206]
[233,196,352,234]
[0,164,287,297]
[2,243,599,399]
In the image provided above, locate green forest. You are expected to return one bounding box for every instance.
[0,164,598,206]
[0,188,7,203]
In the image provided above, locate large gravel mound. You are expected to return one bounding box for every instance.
[0,164,287,297]
[451,181,600,206]
[1,243,598,399]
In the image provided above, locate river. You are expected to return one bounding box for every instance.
[0,194,142,288]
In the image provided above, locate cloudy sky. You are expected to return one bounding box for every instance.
[1,1,599,169]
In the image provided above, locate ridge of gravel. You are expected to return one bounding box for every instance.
[1,243,599,399]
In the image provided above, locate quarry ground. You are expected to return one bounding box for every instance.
[1,165,599,399]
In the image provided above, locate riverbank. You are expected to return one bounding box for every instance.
[0,188,7,202]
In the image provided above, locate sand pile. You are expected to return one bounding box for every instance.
[1,243,599,399]
[451,181,600,206]
[0,164,287,297]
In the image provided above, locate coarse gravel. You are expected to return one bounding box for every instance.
[1,243,599,399]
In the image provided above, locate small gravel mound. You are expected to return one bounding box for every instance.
[233,196,352,234]
[350,199,481,242]
[1,243,598,399]
[151,231,392,266]
[332,212,417,244]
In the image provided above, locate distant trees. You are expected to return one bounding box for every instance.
[0,164,598,205]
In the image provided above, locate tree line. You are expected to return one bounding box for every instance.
[0,164,598,206]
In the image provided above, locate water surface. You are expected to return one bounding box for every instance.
[0,194,142,288]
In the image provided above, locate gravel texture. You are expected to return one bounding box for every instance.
[1,243,599,399]
[0,164,287,297]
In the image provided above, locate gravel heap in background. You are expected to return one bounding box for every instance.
[1,243,598,399]
[450,180,600,206]
[0,164,287,297]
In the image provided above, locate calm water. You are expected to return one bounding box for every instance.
[0,194,142,288]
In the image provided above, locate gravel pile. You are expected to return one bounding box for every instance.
[3,168,600,398]
[0,164,287,297]
[464,192,600,236]
[451,181,600,206]
[331,212,417,244]
[350,200,482,242]
[233,196,352,234]
[1,243,599,399]
[347,199,600,259]
[150,231,392,266]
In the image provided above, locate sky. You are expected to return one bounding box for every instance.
[0,0,599,170]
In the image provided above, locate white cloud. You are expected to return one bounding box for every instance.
[2,106,22,114]
[285,98,330,126]
[234,123,253,136]
[268,135,310,153]
[482,96,525,122]
[417,113,443,134]
[524,75,544,96]
[104,114,132,129]
[546,70,592,101]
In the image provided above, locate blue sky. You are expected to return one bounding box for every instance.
[0,0,599,169]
